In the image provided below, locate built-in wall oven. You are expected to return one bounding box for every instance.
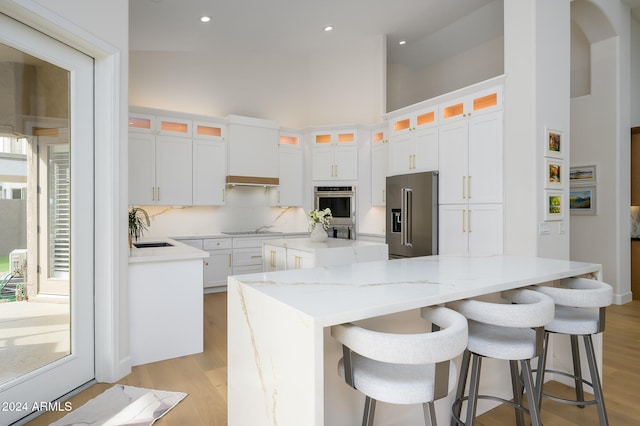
[314,186,356,239]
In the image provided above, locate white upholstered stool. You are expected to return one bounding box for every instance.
[446,289,555,426]
[330,306,468,426]
[532,277,613,425]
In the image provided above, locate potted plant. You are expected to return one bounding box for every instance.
[308,208,332,242]
[128,206,150,248]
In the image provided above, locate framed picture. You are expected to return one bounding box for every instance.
[544,190,564,221]
[570,165,597,184]
[544,158,563,189]
[570,186,597,215]
[545,128,563,158]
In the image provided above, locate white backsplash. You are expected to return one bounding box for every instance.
[137,186,308,238]
[631,206,640,238]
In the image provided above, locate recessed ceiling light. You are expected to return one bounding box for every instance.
[200,16,211,23]
[399,40,407,45]
[324,26,333,32]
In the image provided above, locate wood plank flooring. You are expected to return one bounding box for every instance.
[26,294,640,425]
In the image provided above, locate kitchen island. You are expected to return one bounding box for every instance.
[129,237,208,366]
[262,237,388,271]
[227,255,602,426]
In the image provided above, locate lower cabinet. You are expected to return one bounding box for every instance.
[263,244,287,272]
[203,238,232,290]
[232,236,284,275]
[438,204,503,256]
[286,249,315,270]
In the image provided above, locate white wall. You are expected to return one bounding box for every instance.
[130,36,385,129]
[569,0,632,302]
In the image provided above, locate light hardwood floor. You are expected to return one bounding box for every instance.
[27,294,640,425]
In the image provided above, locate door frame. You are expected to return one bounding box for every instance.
[0,0,129,385]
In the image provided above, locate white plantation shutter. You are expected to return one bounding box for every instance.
[48,145,70,278]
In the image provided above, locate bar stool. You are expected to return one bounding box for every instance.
[531,277,613,425]
[446,289,555,426]
[330,306,468,426]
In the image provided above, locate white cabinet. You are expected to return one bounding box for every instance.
[388,127,438,176]
[128,112,194,206]
[193,140,226,206]
[371,127,388,206]
[438,110,503,256]
[386,105,439,176]
[271,144,303,207]
[263,244,287,272]
[128,131,193,206]
[286,249,315,270]
[438,111,503,205]
[227,115,279,180]
[232,236,283,275]
[203,238,232,290]
[438,204,503,256]
[438,85,503,124]
[312,129,358,181]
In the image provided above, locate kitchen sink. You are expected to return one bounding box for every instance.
[133,242,174,248]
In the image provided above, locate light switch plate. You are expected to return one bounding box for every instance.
[539,223,550,235]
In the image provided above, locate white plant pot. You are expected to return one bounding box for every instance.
[310,223,328,242]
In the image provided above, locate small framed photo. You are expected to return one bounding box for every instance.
[544,190,564,221]
[570,186,597,215]
[545,128,563,158]
[544,158,563,189]
[570,165,597,184]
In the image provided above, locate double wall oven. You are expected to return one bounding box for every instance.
[314,186,356,239]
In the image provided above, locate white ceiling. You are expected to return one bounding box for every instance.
[129,0,498,69]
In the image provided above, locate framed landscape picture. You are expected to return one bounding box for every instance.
[544,190,563,221]
[570,186,597,215]
[545,128,563,158]
[544,158,562,189]
[570,165,597,184]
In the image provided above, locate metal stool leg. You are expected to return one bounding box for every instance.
[583,335,609,426]
[570,334,585,408]
[423,401,437,426]
[451,350,471,426]
[362,396,376,426]
[510,360,525,426]
[464,354,482,426]
[535,332,550,412]
[520,360,542,426]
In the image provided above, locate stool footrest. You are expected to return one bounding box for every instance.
[451,394,533,425]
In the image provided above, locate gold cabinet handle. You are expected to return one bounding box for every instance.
[152,187,155,201]
[468,210,472,233]
[467,176,471,199]
[382,189,385,203]
[462,177,466,199]
[462,210,466,233]
[228,254,232,267]
[157,186,160,201]
[270,250,275,268]
[294,256,301,269]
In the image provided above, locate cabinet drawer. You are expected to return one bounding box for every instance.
[204,238,232,250]
[232,236,282,249]
[178,239,203,249]
[233,248,263,266]
[233,264,263,275]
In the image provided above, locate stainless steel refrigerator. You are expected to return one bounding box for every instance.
[386,171,438,258]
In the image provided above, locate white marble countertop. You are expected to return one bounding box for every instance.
[128,237,209,264]
[262,237,386,253]
[232,255,601,327]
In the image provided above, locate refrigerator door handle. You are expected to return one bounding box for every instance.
[402,188,413,248]
[401,188,406,246]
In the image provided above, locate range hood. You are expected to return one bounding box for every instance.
[225,175,279,187]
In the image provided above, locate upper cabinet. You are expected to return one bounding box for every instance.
[371,126,388,206]
[193,119,227,206]
[226,115,279,182]
[438,85,503,124]
[128,110,228,206]
[388,105,438,138]
[271,131,304,207]
[311,129,358,181]
[128,111,193,206]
